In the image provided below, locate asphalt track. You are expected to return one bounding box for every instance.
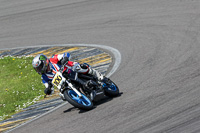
[1,0,200,133]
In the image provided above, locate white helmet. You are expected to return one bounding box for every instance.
[32,54,49,74]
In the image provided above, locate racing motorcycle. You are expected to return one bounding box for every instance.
[51,63,119,110]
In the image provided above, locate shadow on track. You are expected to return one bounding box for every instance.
[63,92,123,114]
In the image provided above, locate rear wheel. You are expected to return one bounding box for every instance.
[63,89,93,110]
[103,78,119,97]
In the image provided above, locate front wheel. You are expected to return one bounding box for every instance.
[63,89,93,110]
[103,78,119,97]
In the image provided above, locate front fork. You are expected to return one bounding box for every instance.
[60,81,83,98]
[68,83,83,98]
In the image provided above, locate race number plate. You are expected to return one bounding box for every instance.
[52,72,64,89]
[53,75,62,86]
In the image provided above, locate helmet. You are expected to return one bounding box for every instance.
[32,54,49,74]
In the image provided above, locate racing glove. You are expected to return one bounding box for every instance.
[61,57,69,65]
[60,52,70,65]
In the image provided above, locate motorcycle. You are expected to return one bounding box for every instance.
[51,63,119,110]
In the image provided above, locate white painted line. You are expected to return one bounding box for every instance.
[4,44,121,133]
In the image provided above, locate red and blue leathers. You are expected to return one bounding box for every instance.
[42,54,89,88]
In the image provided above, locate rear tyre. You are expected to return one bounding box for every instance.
[63,89,93,110]
[103,78,119,97]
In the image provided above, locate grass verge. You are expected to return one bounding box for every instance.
[0,56,44,121]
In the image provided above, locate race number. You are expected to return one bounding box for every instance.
[52,74,62,86]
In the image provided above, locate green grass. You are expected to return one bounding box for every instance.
[0,56,44,121]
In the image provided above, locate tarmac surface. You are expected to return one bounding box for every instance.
[1,0,200,133]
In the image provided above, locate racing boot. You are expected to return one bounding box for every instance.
[88,68,104,81]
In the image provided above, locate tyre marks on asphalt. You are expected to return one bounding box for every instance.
[0,46,112,132]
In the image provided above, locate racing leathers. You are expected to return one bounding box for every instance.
[42,53,104,98]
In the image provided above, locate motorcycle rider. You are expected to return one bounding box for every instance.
[32,53,104,100]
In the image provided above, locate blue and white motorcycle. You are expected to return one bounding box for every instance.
[51,64,119,110]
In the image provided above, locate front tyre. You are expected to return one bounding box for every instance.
[63,89,93,110]
[103,78,119,97]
